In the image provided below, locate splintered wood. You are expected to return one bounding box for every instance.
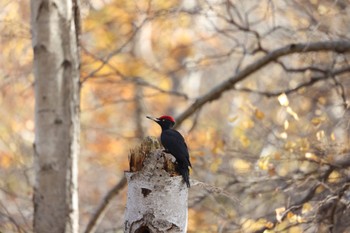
[129,136,177,174]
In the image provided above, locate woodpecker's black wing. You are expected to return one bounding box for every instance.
[161,129,191,187]
[160,129,191,167]
[182,141,192,168]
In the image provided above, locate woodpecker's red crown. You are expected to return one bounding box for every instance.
[158,115,175,123]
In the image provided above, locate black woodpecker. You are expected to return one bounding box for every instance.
[147,115,191,187]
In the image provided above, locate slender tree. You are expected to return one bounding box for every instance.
[30,0,81,232]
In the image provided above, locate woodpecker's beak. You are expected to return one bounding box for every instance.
[146,116,159,122]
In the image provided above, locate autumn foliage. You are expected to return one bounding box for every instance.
[1,0,350,232]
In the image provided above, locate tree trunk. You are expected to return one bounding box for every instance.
[31,0,80,232]
[125,137,189,233]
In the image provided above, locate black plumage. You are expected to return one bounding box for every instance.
[147,115,191,187]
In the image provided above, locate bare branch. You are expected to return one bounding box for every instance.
[331,75,348,108]
[133,76,189,99]
[175,40,350,127]
[276,61,327,74]
[190,179,240,207]
[236,66,350,97]
[0,202,25,233]
[84,177,127,233]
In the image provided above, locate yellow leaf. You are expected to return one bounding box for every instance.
[212,139,225,155]
[316,130,325,141]
[311,117,325,126]
[265,221,274,229]
[228,115,238,123]
[278,93,289,106]
[0,153,11,168]
[279,132,288,139]
[298,138,310,151]
[241,218,269,232]
[258,156,270,170]
[210,158,222,172]
[273,152,281,160]
[239,135,250,147]
[318,97,327,105]
[330,132,336,141]
[212,145,224,155]
[284,120,289,130]
[287,211,295,219]
[305,152,319,162]
[318,4,328,14]
[328,171,341,183]
[255,109,265,120]
[287,212,304,224]
[242,119,254,129]
[285,141,296,151]
[231,159,251,173]
[275,207,286,222]
[316,185,325,193]
[286,106,299,120]
[302,202,313,214]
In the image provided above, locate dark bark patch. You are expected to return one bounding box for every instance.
[33,44,47,54]
[54,118,63,124]
[135,226,150,233]
[62,60,71,69]
[41,163,54,171]
[141,188,152,198]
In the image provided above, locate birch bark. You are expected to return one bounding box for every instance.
[125,137,189,233]
[31,0,80,232]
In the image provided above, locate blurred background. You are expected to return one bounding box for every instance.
[1,0,350,232]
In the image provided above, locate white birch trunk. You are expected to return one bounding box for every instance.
[31,0,80,232]
[125,137,189,233]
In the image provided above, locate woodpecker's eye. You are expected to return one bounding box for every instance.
[162,119,165,121]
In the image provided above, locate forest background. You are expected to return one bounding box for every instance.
[1,0,350,232]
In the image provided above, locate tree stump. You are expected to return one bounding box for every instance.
[124,137,188,233]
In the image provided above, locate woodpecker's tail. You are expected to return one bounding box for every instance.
[177,165,190,188]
